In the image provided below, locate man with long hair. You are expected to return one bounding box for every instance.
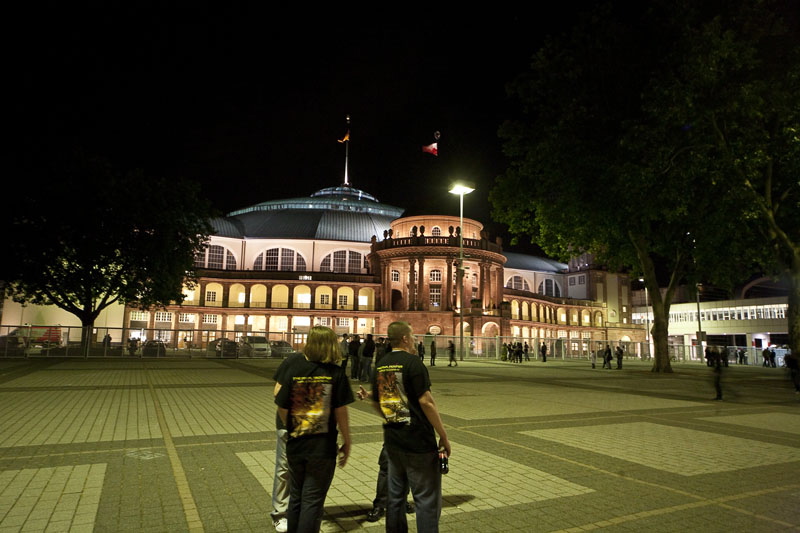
[275,326,353,532]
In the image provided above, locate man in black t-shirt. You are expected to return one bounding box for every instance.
[359,321,451,532]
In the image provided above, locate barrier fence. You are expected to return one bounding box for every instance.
[0,324,788,366]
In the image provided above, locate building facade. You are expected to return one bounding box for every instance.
[2,184,644,356]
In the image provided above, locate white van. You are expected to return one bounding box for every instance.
[238,336,272,358]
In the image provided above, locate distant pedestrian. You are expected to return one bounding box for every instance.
[523,342,530,361]
[349,335,362,380]
[615,346,623,369]
[430,340,437,366]
[602,344,612,369]
[540,342,547,362]
[783,350,799,394]
[102,333,112,348]
[417,341,425,363]
[712,347,724,400]
[361,334,376,383]
[447,341,458,367]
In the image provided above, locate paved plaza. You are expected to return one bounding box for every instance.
[0,356,798,532]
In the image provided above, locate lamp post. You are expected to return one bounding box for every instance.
[639,278,649,359]
[449,182,474,362]
[695,283,704,361]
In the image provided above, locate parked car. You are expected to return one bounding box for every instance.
[142,340,167,357]
[208,338,238,358]
[269,340,299,358]
[238,336,272,358]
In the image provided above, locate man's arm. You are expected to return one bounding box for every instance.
[334,406,352,467]
[418,390,451,457]
[357,385,384,417]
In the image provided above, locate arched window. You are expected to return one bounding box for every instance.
[505,275,530,291]
[320,250,364,273]
[195,245,237,270]
[253,248,307,271]
[430,269,442,282]
[538,279,561,297]
[431,226,442,236]
[391,270,400,282]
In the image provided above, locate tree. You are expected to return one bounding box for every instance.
[655,1,800,360]
[4,150,213,354]
[490,0,789,371]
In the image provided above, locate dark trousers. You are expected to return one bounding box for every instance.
[350,354,361,379]
[287,454,336,533]
[360,356,373,382]
[374,445,411,509]
[385,447,442,533]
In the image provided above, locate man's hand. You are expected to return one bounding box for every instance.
[338,442,351,467]
[438,437,451,458]
[357,385,370,400]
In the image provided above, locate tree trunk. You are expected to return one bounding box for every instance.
[79,316,95,359]
[650,296,673,372]
[788,257,800,364]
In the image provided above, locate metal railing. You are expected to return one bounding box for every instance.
[0,324,787,366]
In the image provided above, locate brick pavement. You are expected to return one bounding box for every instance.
[0,357,798,532]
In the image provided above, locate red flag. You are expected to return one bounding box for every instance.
[422,142,438,156]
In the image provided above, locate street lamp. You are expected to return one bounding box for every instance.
[449,182,474,362]
[639,278,649,359]
[695,283,704,361]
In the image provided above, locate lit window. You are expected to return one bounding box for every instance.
[430,287,441,307]
[506,276,530,291]
[391,270,400,282]
[430,269,442,282]
[206,291,217,303]
[431,226,442,236]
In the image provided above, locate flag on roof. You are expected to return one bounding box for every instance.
[422,142,438,156]
[338,130,350,143]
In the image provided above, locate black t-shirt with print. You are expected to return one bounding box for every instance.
[276,358,354,457]
[372,349,437,454]
[272,353,306,430]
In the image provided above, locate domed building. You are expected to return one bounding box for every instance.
[116,182,639,358]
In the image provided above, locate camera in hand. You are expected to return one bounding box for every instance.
[439,451,449,474]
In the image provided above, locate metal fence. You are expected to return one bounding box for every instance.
[0,324,787,366]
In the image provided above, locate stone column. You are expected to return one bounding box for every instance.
[407,258,417,311]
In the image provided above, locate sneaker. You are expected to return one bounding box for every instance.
[273,518,288,532]
[366,507,385,522]
[406,501,415,514]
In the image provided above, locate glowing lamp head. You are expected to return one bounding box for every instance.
[449,183,475,196]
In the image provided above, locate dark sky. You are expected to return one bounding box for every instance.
[16,6,599,253]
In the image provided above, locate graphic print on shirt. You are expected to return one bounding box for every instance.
[376,365,410,424]
[288,376,332,438]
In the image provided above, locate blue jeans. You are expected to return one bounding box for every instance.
[287,454,336,532]
[271,429,289,521]
[360,356,373,382]
[385,447,441,533]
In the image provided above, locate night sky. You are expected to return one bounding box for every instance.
[15,6,601,253]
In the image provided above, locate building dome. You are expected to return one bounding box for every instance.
[209,185,404,242]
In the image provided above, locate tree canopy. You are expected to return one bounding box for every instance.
[491,0,799,370]
[4,150,214,342]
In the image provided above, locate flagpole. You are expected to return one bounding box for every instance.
[343,115,350,186]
